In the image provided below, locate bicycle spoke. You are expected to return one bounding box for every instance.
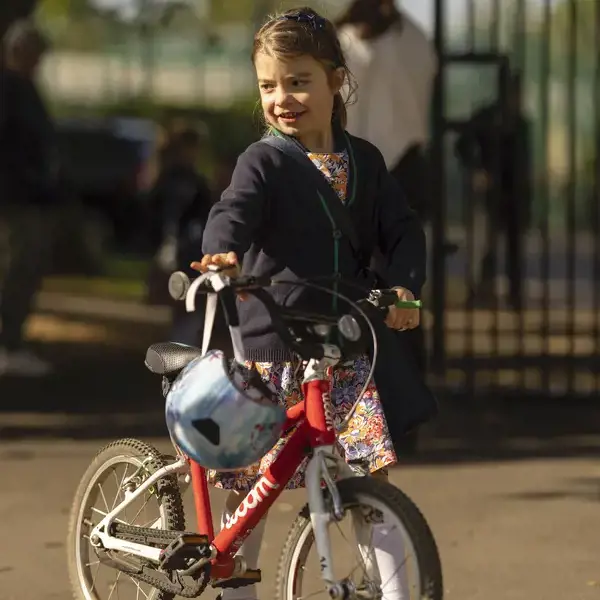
[141,516,158,528]
[332,519,369,581]
[130,576,150,600]
[97,482,111,513]
[129,493,152,525]
[91,560,102,592]
[91,506,127,525]
[106,573,119,600]
[112,464,129,510]
[381,556,411,593]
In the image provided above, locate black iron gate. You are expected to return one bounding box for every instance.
[429,0,600,398]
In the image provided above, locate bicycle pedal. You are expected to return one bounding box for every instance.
[159,533,211,570]
[212,569,262,589]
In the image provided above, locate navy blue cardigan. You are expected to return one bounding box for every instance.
[202,130,426,361]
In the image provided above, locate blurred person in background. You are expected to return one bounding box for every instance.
[0,19,61,377]
[335,0,438,223]
[145,127,221,347]
[455,72,532,311]
[335,0,438,454]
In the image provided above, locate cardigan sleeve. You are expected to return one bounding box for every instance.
[202,144,269,258]
[375,153,427,297]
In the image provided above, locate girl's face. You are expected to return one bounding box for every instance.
[255,52,344,151]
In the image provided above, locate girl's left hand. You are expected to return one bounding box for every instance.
[385,287,420,331]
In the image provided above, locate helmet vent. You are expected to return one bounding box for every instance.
[192,418,221,446]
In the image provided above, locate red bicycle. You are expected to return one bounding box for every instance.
[67,270,443,600]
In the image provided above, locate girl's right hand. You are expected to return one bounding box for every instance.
[190,252,241,277]
[190,252,248,300]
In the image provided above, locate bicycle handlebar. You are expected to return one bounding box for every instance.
[167,269,421,362]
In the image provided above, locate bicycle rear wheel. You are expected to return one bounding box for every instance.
[276,476,443,600]
[67,438,186,600]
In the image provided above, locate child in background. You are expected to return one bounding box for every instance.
[146,128,215,344]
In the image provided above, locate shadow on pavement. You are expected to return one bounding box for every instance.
[406,393,600,465]
[1,308,599,465]
[0,310,170,440]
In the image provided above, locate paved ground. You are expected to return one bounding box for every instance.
[0,295,599,600]
[0,439,598,600]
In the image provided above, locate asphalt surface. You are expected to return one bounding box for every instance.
[0,439,598,600]
[0,296,599,600]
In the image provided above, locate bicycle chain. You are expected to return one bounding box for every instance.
[111,522,190,546]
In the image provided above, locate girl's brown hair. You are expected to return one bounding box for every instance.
[252,7,356,128]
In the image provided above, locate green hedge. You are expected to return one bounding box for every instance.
[51,96,265,175]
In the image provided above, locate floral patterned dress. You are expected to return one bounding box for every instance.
[206,150,397,491]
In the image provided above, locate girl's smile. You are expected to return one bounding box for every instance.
[277,111,306,124]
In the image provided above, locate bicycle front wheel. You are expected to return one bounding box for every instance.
[276,476,443,600]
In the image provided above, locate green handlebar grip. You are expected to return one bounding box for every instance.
[394,299,422,309]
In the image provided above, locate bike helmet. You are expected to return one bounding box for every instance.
[165,349,286,470]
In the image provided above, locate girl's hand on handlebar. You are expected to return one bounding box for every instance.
[385,287,420,331]
[190,252,248,300]
[191,252,240,276]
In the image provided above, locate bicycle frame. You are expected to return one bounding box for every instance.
[90,350,357,587]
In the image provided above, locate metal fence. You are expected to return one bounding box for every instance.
[429,0,600,398]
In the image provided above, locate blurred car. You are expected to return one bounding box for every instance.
[55,116,158,255]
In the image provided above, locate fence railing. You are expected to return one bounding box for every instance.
[429,0,600,399]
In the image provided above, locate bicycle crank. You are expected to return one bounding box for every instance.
[98,550,210,598]
[97,524,212,598]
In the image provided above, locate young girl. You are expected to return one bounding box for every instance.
[194,7,426,600]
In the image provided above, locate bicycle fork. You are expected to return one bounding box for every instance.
[305,447,382,600]
[302,352,382,599]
